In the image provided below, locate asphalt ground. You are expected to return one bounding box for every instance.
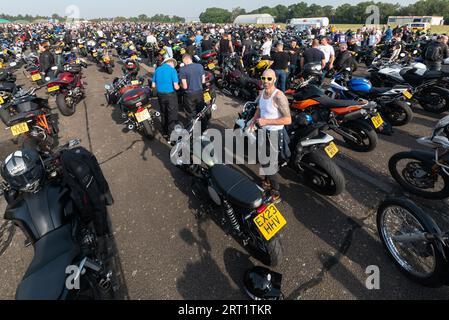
[0,58,448,300]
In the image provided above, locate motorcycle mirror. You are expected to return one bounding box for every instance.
[51,66,58,71]
[45,77,51,82]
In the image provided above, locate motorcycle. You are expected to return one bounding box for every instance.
[389,115,449,199]
[377,197,449,287]
[116,86,159,140]
[327,68,414,127]
[0,88,59,151]
[170,104,285,267]
[369,61,449,114]
[291,82,380,152]
[46,61,87,116]
[234,101,346,196]
[0,140,114,300]
[104,73,144,105]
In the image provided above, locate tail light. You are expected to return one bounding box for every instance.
[124,91,143,102]
[30,69,39,75]
[256,204,268,215]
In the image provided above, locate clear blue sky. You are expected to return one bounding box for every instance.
[1,0,418,19]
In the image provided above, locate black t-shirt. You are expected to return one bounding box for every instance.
[242,39,253,54]
[271,51,290,70]
[202,39,213,51]
[288,45,301,65]
[219,39,231,54]
[303,48,325,65]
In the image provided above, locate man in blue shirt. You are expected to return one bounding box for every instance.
[152,57,180,139]
[179,54,207,129]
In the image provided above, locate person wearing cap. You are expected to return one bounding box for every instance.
[152,57,180,140]
[179,54,206,125]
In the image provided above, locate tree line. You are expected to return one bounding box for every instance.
[0,13,185,23]
[199,0,449,24]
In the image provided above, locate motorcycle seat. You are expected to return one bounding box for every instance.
[210,165,263,209]
[424,70,445,79]
[0,81,17,93]
[315,96,362,108]
[6,109,44,127]
[16,224,80,300]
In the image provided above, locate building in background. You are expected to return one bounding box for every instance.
[234,14,275,25]
[287,17,329,31]
[388,16,445,26]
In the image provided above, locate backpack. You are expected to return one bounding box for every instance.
[425,43,442,62]
[60,147,114,236]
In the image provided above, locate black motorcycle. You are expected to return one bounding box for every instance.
[170,104,285,267]
[0,140,114,300]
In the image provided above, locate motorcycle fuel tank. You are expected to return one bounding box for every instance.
[348,78,372,93]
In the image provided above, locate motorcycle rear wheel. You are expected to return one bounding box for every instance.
[56,94,76,116]
[300,150,346,196]
[141,120,155,140]
[246,221,283,267]
[377,198,449,287]
[341,120,378,152]
[382,100,413,127]
[418,89,449,114]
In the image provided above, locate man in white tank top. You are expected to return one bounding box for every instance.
[250,69,292,203]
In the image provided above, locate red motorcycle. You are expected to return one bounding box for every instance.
[46,62,87,116]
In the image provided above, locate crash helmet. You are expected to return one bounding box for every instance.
[243,266,283,300]
[1,149,45,193]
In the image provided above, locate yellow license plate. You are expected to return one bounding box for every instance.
[403,90,413,99]
[135,109,151,123]
[324,142,339,158]
[0,62,3,68]
[79,44,84,48]
[101,43,107,47]
[253,204,287,241]
[371,113,384,129]
[0,96,4,104]
[31,73,42,81]
[204,92,211,103]
[131,55,138,60]
[131,80,140,85]
[48,85,60,93]
[93,52,98,57]
[11,122,29,136]
[208,63,215,70]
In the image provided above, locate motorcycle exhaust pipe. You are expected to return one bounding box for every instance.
[340,109,368,122]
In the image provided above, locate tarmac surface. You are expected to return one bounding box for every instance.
[0,58,448,300]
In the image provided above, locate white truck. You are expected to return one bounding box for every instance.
[287,17,329,31]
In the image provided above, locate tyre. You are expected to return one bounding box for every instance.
[106,66,113,74]
[382,100,413,127]
[300,150,346,196]
[389,151,449,199]
[341,120,378,152]
[141,120,155,140]
[246,220,283,267]
[56,94,76,116]
[418,88,449,114]
[377,198,449,287]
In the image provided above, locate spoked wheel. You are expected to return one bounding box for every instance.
[246,220,283,267]
[389,152,449,199]
[341,120,378,152]
[377,198,449,287]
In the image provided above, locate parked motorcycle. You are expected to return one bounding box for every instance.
[377,197,449,287]
[234,101,346,196]
[170,104,285,267]
[389,115,449,199]
[0,140,114,300]
[46,61,87,116]
[327,68,414,127]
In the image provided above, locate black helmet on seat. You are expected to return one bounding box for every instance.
[1,148,44,193]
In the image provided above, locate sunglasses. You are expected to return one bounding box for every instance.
[261,76,273,82]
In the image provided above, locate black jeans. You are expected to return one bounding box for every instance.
[184,91,209,132]
[158,92,179,135]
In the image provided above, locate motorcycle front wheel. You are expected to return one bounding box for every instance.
[341,120,378,152]
[389,152,449,199]
[377,198,449,287]
[300,150,346,196]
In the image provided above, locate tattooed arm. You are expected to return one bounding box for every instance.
[256,91,292,127]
